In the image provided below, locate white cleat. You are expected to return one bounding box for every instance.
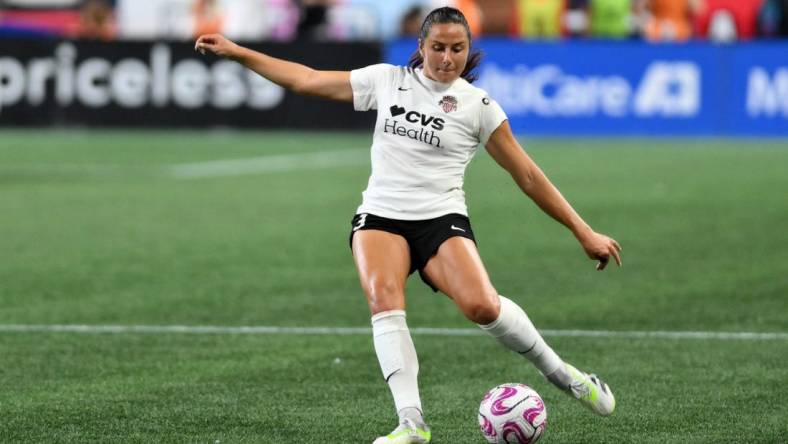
[565,363,616,416]
[372,418,431,444]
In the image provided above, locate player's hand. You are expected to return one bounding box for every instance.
[194,34,240,58]
[578,231,622,271]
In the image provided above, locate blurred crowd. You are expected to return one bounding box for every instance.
[1,0,787,42]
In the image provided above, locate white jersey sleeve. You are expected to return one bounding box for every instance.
[349,63,397,111]
[478,96,508,146]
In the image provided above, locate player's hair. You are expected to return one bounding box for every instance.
[407,7,482,83]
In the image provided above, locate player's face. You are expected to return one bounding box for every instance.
[419,23,469,84]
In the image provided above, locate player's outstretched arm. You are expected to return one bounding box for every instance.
[484,121,622,270]
[194,34,352,102]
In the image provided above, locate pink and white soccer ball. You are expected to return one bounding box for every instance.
[478,383,547,444]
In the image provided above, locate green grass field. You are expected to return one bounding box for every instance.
[1,130,786,443]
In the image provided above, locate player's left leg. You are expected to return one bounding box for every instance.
[352,229,431,443]
[421,237,615,416]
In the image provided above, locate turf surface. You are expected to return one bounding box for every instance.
[1,130,786,443]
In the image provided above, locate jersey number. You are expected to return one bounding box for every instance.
[353,214,368,232]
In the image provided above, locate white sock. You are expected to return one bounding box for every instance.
[372,310,423,421]
[479,296,570,388]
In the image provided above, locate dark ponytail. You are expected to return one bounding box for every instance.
[407,7,482,83]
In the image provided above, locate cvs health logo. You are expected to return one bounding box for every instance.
[384,105,444,148]
[389,105,445,130]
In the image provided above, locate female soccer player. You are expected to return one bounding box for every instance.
[196,7,621,444]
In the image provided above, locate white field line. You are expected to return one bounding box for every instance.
[0,164,152,176]
[0,149,367,179]
[0,324,786,340]
[166,148,368,179]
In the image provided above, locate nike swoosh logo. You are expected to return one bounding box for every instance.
[451,225,466,232]
[398,87,410,91]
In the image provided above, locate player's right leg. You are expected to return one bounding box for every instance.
[421,237,614,416]
[352,229,431,444]
[478,294,615,416]
[482,297,615,415]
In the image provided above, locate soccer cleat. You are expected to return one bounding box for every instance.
[565,363,616,416]
[372,418,431,444]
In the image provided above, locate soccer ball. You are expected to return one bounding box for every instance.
[478,383,547,444]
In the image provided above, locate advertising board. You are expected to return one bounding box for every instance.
[0,39,379,128]
[387,39,788,136]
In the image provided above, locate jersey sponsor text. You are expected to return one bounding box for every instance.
[383,118,442,148]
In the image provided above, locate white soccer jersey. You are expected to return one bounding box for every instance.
[350,64,508,220]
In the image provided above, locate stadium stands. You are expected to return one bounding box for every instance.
[1,0,786,41]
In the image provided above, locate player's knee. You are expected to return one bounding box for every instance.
[458,290,500,324]
[364,277,405,313]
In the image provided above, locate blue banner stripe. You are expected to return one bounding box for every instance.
[386,39,788,136]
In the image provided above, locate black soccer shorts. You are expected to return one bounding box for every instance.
[348,212,477,292]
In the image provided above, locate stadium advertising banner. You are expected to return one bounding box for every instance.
[388,40,788,136]
[0,39,379,128]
